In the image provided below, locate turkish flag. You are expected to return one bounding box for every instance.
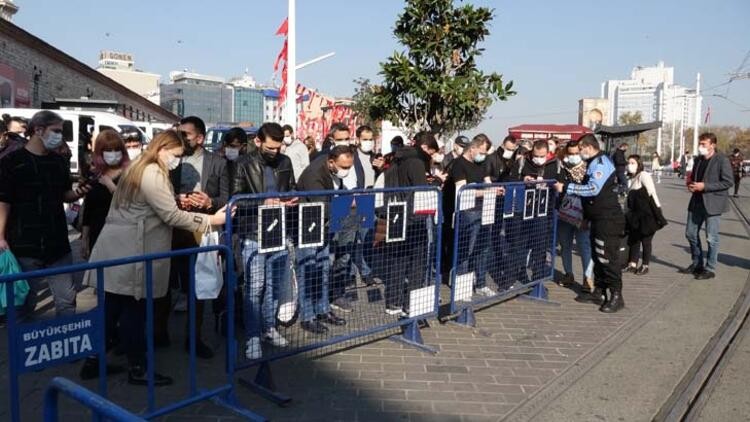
[274,39,287,72]
[275,18,288,36]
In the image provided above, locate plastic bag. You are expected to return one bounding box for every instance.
[194,228,224,300]
[0,250,30,315]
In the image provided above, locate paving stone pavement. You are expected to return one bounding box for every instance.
[1,177,748,421]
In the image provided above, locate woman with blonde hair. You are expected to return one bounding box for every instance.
[84,130,229,386]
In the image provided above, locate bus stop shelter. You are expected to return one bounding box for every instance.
[595,121,662,154]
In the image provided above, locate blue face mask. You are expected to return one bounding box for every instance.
[473,153,486,163]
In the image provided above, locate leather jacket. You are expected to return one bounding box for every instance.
[230,150,295,195]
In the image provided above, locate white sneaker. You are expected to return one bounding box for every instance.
[263,328,289,347]
[173,293,187,312]
[245,337,261,360]
[476,286,496,297]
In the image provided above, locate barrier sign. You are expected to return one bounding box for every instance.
[16,310,100,374]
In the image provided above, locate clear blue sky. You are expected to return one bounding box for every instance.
[13,0,750,137]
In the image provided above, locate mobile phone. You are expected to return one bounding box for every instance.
[84,173,101,184]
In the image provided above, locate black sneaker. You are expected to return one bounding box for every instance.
[695,270,716,280]
[678,264,703,275]
[300,320,328,334]
[184,339,214,359]
[635,266,649,275]
[363,275,377,286]
[330,297,353,313]
[317,311,346,326]
[79,357,126,380]
[557,273,575,287]
[127,366,173,386]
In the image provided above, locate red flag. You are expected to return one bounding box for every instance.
[273,39,287,72]
[275,18,288,36]
[704,106,711,125]
[278,62,288,106]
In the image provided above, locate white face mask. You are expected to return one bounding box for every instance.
[334,140,350,147]
[432,153,445,163]
[103,151,123,166]
[225,147,240,161]
[335,167,350,179]
[166,154,180,171]
[532,157,546,166]
[502,148,515,159]
[42,131,64,150]
[698,146,709,156]
[548,144,557,153]
[283,136,293,145]
[567,154,582,165]
[627,163,638,174]
[454,146,464,156]
[581,150,592,160]
[359,140,374,153]
[127,147,141,160]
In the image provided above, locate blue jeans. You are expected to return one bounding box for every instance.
[242,239,290,338]
[557,221,593,279]
[456,210,490,288]
[685,203,721,271]
[351,227,373,279]
[296,245,331,322]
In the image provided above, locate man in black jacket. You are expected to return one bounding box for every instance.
[517,141,564,283]
[381,132,440,315]
[483,135,519,287]
[485,135,519,182]
[612,143,628,193]
[295,146,353,332]
[163,116,229,359]
[231,122,296,359]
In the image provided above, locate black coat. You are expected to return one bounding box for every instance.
[613,149,627,168]
[626,186,665,236]
[484,150,516,182]
[230,150,295,195]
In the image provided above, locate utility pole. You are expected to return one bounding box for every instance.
[284,0,297,129]
[669,85,677,165]
[692,72,701,154]
[656,85,663,156]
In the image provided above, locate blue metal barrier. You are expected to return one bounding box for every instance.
[448,180,559,327]
[43,377,145,422]
[1,245,265,422]
[225,186,442,404]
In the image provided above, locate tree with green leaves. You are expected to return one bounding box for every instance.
[351,78,381,137]
[362,0,514,138]
[618,111,643,126]
[618,111,649,150]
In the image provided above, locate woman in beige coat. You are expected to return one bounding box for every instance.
[84,130,228,386]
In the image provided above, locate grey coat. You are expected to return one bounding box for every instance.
[689,152,734,215]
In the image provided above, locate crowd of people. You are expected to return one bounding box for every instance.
[0,110,742,386]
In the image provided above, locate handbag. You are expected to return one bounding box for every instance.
[0,250,30,316]
[194,226,224,300]
[558,194,584,228]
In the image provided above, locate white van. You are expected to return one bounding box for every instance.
[133,121,174,141]
[0,108,149,176]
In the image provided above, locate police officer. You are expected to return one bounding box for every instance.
[555,134,625,313]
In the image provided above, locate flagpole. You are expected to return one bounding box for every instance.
[285,0,297,130]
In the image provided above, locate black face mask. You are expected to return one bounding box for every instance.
[261,150,278,164]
